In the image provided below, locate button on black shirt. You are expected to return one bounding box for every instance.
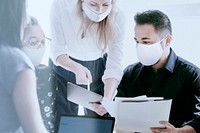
[117,49,200,132]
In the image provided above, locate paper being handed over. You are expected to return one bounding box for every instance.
[101,95,172,133]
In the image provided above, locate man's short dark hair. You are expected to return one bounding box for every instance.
[134,10,172,36]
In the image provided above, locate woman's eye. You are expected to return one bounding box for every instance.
[90,3,96,6]
[103,4,109,7]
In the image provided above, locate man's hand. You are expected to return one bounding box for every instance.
[151,121,177,133]
[151,121,196,133]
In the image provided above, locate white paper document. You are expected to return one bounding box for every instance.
[102,96,172,133]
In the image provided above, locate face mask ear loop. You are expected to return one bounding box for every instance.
[161,36,171,57]
[159,35,168,49]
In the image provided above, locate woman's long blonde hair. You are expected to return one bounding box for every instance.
[76,0,118,52]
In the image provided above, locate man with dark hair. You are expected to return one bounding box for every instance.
[116,10,200,133]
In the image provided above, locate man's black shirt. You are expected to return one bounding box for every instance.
[117,49,200,132]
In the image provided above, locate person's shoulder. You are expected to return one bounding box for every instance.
[0,45,21,60]
[14,47,34,68]
[52,0,78,11]
[111,6,126,35]
[0,45,34,70]
[176,56,200,74]
[123,62,142,75]
[113,6,125,21]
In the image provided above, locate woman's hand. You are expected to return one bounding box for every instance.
[74,64,92,85]
[91,103,107,116]
[90,97,110,116]
[56,54,92,85]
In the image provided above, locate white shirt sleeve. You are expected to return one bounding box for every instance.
[102,8,126,82]
[49,0,70,66]
[50,0,125,82]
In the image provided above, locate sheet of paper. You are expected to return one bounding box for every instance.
[102,95,172,133]
[115,95,148,102]
[102,95,149,118]
[117,100,172,132]
[115,95,164,102]
[101,101,118,118]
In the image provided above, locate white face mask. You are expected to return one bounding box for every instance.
[23,47,45,66]
[136,39,165,66]
[82,2,112,22]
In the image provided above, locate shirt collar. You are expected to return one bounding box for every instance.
[163,48,177,73]
[141,48,177,73]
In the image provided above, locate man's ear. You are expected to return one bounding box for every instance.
[165,35,172,47]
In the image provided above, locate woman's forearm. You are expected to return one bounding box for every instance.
[103,78,119,100]
[56,54,81,73]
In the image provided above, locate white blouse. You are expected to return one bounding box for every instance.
[49,0,125,82]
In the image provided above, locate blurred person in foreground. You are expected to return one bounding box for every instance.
[0,0,48,132]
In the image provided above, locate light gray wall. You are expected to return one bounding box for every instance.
[118,0,200,68]
[28,0,200,68]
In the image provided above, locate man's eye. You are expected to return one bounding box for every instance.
[143,41,150,44]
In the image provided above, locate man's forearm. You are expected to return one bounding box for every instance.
[177,125,196,133]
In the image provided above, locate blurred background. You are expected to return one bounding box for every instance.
[27,0,200,68]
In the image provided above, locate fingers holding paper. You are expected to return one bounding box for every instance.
[151,121,176,133]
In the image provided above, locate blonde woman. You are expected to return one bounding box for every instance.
[49,0,125,123]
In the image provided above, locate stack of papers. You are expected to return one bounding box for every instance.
[102,95,172,133]
[66,84,172,133]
